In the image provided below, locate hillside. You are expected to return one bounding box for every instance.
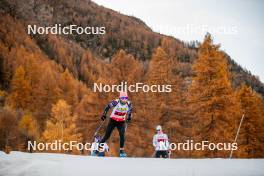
[1,0,263,94]
[0,0,264,158]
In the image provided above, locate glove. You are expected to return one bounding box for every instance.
[126,117,131,123]
[101,114,106,121]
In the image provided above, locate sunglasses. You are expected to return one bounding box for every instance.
[120,97,128,100]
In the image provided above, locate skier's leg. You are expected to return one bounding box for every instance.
[116,121,127,157]
[100,119,115,144]
[165,151,169,158]
[161,151,168,158]
[155,151,161,158]
[116,121,126,149]
[98,151,105,157]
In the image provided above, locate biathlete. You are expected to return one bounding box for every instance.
[99,91,132,157]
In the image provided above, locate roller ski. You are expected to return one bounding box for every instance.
[119,150,127,157]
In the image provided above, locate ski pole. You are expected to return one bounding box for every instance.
[229,114,245,159]
[93,120,105,137]
[125,121,128,132]
[168,150,171,158]
[151,151,156,158]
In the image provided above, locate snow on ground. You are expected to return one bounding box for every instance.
[0,151,263,176]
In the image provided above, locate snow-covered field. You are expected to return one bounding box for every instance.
[0,151,263,176]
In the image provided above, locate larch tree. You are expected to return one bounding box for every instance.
[111,49,144,84]
[36,63,61,130]
[149,46,189,158]
[43,99,82,153]
[145,47,172,126]
[0,107,20,153]
[147,47,174,107]
[235,85,264,157]
[74,92,101,147]
[146,47,183,142]
[188,33,241,157]
[19,113,39,138]
[147,47,173,87]
[18,112,39,151]
[23,53,42,112]
[8,66,31,110]
[60,69,78,107]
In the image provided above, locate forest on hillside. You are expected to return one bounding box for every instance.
[0,0,264,158]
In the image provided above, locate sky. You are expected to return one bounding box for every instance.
[93,0,264,82]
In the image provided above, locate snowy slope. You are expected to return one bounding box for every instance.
[0,151,263,176]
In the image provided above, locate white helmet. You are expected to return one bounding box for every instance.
[156,125,162,131]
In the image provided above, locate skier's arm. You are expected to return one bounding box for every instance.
[127,101,133,122]
[103,100,118,114]
[152,135,157,147]
[101,100,118,120]
[165,134,170,149]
